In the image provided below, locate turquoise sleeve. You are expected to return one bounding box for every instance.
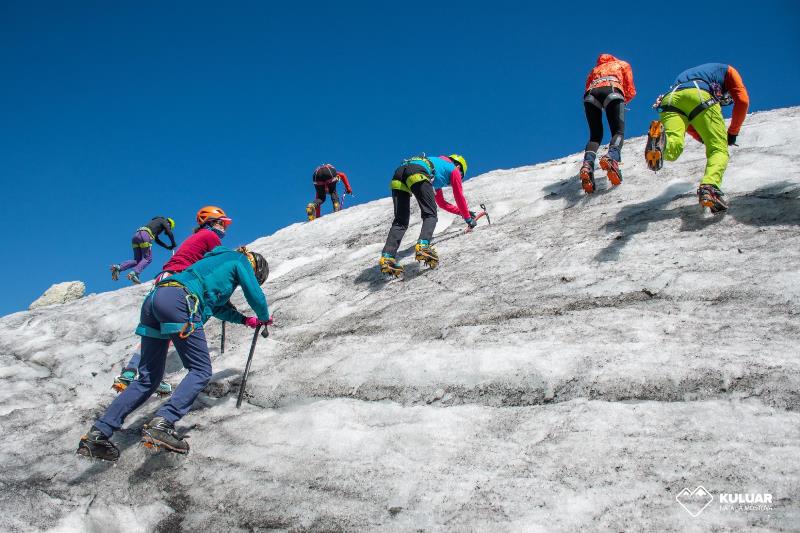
[236,258,271,320]
[212,301,246,324]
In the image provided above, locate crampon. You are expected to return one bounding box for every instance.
[305,203,316,221]
[599,156,622,186]
[697,184,728,214]
[141,417,190,454]
[645,120,665,171]
[414,244,439,269]
[379,256,404,278]
[579,162,595,194]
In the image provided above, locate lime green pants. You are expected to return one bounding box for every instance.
[659,88,729,188]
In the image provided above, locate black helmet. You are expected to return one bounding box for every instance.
[251,251,269,285]
[237,247,269,285]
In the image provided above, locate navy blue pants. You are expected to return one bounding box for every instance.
[95,286,212,437]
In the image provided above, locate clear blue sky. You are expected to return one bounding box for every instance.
[1,1,798,315]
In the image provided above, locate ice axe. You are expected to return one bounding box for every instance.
[341,192,354,208]
[480,203,491,225]
[220,321,226,354]
[236,324,269,408]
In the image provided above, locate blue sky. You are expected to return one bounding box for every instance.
[1,1,798,315]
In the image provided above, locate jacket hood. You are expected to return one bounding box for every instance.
[596,54,619,65]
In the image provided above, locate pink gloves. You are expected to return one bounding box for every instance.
[244,316,273,328]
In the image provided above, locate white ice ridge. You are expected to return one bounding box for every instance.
[1,107,799,531]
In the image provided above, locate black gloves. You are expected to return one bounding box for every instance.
[727,132,738,146]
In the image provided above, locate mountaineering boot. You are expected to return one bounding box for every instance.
[110,264,121,281]
[697,184,729,213]
[414,241,439,269]
[579,162,595,194]
[599,156,622,186]
[141,416,190,454]
[332,200,341,212]
[305,203,316,221]
[156,381,173,396]
[645,120,666,171]
[379,254,404,277]
[77,426,120,462]
[112,371,172,397]
[127,271,141,284]
[111,368,137,393]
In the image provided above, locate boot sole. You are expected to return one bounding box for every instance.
[699,197,728,213]
[416,258,439,269]
[599,157,622,186]
[645,121,664,171]
[579,167,595,194]
[415,253,439,269]
[141,433,189,454]
[77,438,119,462]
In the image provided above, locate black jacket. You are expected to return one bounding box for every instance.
[144,217,176,249]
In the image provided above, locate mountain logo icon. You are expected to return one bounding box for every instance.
[676,486,714,517]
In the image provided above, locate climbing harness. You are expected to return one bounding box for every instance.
[653,80,732,121]
[154,280,201,339]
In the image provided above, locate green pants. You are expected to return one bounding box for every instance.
[659,88,729,188]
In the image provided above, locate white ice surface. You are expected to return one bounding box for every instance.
[1,107,799,531]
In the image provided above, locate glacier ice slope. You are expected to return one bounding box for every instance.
[1,107,799,532]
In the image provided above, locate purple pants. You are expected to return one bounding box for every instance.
[119,230,153,274]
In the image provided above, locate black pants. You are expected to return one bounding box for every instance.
[313,182,340,212]
[583,86,625,161]
[382,179,437,257]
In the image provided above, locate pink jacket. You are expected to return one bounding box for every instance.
[162,228,222,272]
[434,159,471,219]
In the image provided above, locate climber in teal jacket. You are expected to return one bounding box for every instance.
[135,245,270,338]
[79,245,271,461]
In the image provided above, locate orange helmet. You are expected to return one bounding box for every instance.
[196,206,232,227]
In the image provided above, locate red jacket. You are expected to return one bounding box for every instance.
[584,54,636,103]
[162,228,222,273]
[337,172,353,194]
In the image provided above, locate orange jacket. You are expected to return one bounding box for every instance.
[584,54,636,103]
[724,66,749,135]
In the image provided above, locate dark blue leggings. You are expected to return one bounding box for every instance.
[95,287,211,436]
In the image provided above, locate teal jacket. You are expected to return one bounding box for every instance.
[136,246,270,339]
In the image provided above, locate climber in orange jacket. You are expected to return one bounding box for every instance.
[579,53,636,194]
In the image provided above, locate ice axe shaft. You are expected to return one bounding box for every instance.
[480,203,491,224]
[236,325,268,408]
[220,321,226,354]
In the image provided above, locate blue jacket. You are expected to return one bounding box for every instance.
[136,246,270,338]
[406,156,459,190]
[672,63,729,92]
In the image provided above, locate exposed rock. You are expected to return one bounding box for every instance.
[29,281,85,309]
